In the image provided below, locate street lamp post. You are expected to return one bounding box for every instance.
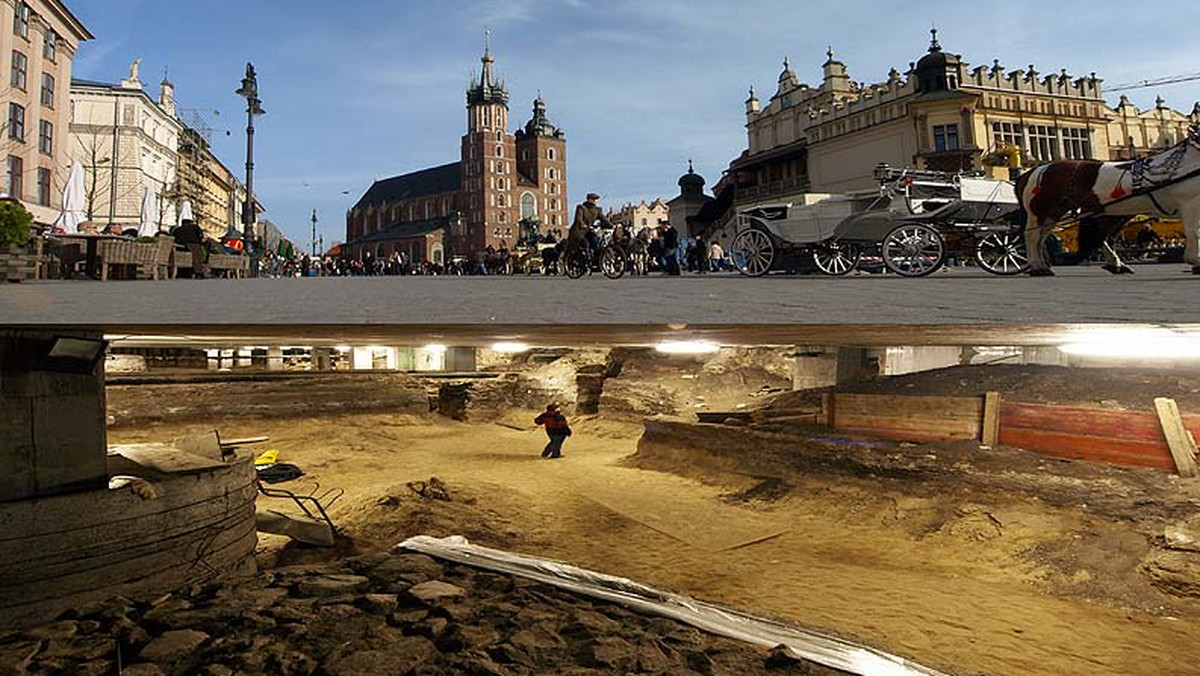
[235,63,265,256]
[311,209,318,257]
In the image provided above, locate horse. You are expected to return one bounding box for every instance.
[628,227,653,276]
[1018,125,1200,276]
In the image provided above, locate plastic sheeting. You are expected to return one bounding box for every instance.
[398,535,951,676]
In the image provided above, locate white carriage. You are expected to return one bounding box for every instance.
[731,165,1028,277]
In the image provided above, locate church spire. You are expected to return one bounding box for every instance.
[468,31,508,107]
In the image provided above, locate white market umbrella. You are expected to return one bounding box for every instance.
[138,187,160,237]
[178,199,194,225]
[56,162,85,234]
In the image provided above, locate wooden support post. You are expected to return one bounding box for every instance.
[982,391,1002,447]
[821,392,836,428]
[1154,397,1199,478]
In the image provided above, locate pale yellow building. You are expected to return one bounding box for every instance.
[68,61,183,229]
[0,0,92,225]
[712,30,1200,234]
[175,125,257,241]
[608,198,668,231]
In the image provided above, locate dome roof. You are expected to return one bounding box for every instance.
[678,161,705,190]
[915,28,960,71]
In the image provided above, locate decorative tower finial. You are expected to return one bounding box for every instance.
[827,45,834,60]
[929,26,941,53]
[782,56,790,70]
[748,85,756,99]
[688,159,694,173]
[485,28,491,58]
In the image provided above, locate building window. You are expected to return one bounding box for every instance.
[41,73,54,107]
[38,119,51,154]
[1061,128,1092,160]
[495,145,502,157]
[992,121,1023,150]
[36,166,49,206]
[43,30,57,62]
[13,2,29,39]
[498,211,507,223]
[1027,125,1059,162]
[520,192,536,220]
[8,103,25,142]
[6,155,23,198]
[933,124,960,152]
[10,50,27,90]
[547,147,557,161]
[496,130,503,141]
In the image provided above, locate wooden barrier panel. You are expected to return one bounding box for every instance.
[999,402,1200,471]
[830,393,984,443]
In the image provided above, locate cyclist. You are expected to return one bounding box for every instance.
[568,193,613,263]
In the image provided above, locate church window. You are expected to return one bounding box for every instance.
[547,147,557,161]
[498,211,507,223]
[497,130,503,141]
[520,192,536,220]
[483,107,491,129]
[490,193,495,207]
[470,145,477,159]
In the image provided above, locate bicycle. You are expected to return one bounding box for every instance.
[564,239,627,280]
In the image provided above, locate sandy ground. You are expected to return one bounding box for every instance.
[110,411,1200,676]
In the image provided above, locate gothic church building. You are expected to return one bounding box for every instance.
[345,43,567,263]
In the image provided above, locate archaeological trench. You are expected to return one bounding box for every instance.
[3,329,1200,676]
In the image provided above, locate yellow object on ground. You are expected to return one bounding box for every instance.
[254,449,279,466]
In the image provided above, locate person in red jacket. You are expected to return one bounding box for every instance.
[534,402,572,459]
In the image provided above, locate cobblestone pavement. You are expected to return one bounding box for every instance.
[2,265,1198,328]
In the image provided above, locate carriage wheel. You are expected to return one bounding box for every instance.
[812,241,862,277]
[564,251,588,279]
[881,223,945,277]
[731,228,775,277]
[600,247,627,280]
[974,232,1030,276]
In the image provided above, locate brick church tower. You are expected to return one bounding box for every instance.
[458,38,567,255]
[515,96,567,235]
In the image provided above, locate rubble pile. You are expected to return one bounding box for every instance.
[0,552,848,676]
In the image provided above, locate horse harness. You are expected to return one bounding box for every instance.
[1103,136,1200,216]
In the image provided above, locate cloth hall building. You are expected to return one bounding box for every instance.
[344,44,567,264]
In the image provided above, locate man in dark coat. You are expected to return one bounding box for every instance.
[568,193,612,258]
[534,402,572,459]
[172,219,208,278]
[659,222,681,276]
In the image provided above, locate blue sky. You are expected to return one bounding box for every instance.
[68,0,1200,249]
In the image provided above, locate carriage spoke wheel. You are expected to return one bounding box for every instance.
[974,232,1030,276]
[731,229,775,277]
[882,224,945,277]
[812,241,861,277]
[601,247,627,280]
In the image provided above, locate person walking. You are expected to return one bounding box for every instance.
[534,402,572,459]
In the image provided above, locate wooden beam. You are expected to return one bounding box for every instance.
[821,393,835,428]
[982,391,1002,446]
[1155,397,1199,478]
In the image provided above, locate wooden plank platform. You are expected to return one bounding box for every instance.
[999,402,1200,472]
[829,393,984,443]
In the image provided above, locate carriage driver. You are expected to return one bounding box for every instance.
[568,193,612,257]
